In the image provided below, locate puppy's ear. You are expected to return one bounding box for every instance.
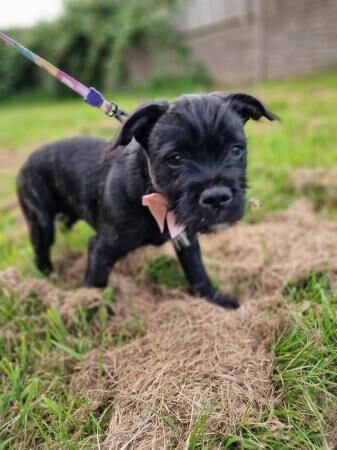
[113,101,169,149]
[213,93,278,123]
[227,93,279,123]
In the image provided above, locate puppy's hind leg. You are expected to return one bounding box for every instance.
[18,180,55,275]
[30,213,55,274]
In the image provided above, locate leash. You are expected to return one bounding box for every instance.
[0,31,128,122]
[0,31,189,243]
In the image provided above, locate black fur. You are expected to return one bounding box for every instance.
[17,93,277,308]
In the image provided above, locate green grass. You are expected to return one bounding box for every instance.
[238,274,337,449]
[174,274,337,449]
[0,71,337,448]
[0,291,106,449]
[0,287,144,449]
[245,72,337,221]
[140,254,187,289]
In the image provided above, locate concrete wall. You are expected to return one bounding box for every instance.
[181,0,337,85]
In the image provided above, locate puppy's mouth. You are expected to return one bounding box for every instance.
[198,217,233,233]
[172,198,245,235]
[196,211,242,234]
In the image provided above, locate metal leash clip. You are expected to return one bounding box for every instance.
[107,102,129,122]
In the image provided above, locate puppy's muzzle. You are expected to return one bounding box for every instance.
[199,186,233,211]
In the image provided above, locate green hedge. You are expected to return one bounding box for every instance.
[0,0,196,99]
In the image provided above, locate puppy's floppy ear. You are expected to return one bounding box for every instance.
[213,92,279,123]
[113,101,169,149]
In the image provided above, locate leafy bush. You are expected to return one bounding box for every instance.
[0,0,200,99]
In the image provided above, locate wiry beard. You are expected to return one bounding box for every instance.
[170,189,246,235]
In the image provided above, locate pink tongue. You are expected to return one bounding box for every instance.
[142,193,185,239]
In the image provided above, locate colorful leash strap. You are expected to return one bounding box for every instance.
[0,31,128,122]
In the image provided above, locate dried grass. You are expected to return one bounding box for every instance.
[292,167,337,211]
[0,196,19,214]
[200,199,337,293]
[0,267,102,319]
[293,167,337,194]
[1,198,337,447]
[70,199,337,448]
[328,414,337,450]
[71,296,282,449]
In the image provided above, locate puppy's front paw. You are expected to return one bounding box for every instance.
[211,292,240,309]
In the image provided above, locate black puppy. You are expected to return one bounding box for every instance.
[17,93,277,308]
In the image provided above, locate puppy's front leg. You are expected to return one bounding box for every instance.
[84,234,129,288]
[174,234,239,309]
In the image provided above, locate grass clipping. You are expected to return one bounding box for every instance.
[72,298,277,449]
[69,199,337,448]
[1,199,337,447]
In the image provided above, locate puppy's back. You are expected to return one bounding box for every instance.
[18,136,111,227]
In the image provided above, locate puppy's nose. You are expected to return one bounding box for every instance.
[199,186,233,210]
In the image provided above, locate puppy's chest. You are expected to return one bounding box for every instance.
[135,213,171,247]
[102,200,170,250]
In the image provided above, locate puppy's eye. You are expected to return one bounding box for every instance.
[231,146,244,159]
[166,154,183,167]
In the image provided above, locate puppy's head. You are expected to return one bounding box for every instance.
[114,93,277,233]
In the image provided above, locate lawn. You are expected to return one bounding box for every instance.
[0,72,337,449]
